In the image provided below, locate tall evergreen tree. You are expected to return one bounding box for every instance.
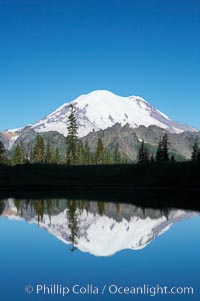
[66,104,78,164]
[12,144,23,165]
[95,138,104,164]
[122,156,128,164]
[156,139,162,162]
[191,140,199,161]
[104,150,112,164]
[76,140,84,164]
[161,133,169,161]
[114,143,121,164]
[33,135,45,163]
[138,140,149,163]
[54,147,61,164]
[0,141,7,164]
[90,152,96,165]
[30,146,34,163]
[156,134,170,162]
[138,140,145,163]
[144,148,149,162]
[45,142,53,163]
[83,140,91,164]
[170,154,175,162]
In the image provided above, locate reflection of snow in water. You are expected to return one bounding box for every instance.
[1,199,197,257]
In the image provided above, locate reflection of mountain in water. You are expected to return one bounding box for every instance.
[0,199,197,256]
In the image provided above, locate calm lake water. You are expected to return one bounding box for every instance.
[0,199,200,301]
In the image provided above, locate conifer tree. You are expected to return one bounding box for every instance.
[84,140,91,164]
[170,154,175,162]
[95,138,104,164]
[66,104,78,164]
[104,150,112,164]
[138,140,145,163]
[161,133,169,161]
[76,141,84,164]
[12,144,23,165]
[45,142,53,164]
[30,146,34,163]
[114,143,121,164]
[150,154,154,163]
[191,140,199,161]
[54,147,61,164]
[0,141,7,164]
[144,148,149,162]
[123,156,128,164]
[156,134,169,162]
[156,139,162,162]
[138,140,149,163]
[90,153,96,165]
[33,134,45,163]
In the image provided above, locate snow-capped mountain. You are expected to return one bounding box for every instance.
[27,90,197,137]
[1,199,197,257]
[1,90,197,149]
[1,127,23,149]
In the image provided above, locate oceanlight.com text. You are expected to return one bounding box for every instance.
[25,283,194,297]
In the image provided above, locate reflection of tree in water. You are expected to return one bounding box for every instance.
[116,203,121,213]
[0,200,5,215]
[14,200,20,212]
[97,201,105,216]
[31,200,63,224]
[0,199,173,222]
[66,200,78,252]
[76,200,88,212]
[14,199,30,216]
[46,200,53,224]
[161,208,169,220]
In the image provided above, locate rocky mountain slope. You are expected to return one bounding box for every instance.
[6,123,200,161]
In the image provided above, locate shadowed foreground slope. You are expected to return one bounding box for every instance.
[0,162,200,210]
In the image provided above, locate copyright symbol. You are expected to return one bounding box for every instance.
[25,285,34,294]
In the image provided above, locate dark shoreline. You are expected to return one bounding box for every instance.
[1,188,200,211]
[0,162,200,211]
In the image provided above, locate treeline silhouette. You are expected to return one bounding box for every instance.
[0,135,127,166]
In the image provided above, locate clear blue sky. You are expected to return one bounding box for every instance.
[0,0,200,131]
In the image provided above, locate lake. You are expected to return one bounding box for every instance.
[0,199,199,300]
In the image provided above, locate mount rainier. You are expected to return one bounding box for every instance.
[1,90,199,160]
[30,90,197,136]
[2,90,197,140]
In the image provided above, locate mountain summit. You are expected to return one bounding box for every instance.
[30,90,196,137]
